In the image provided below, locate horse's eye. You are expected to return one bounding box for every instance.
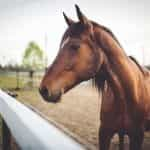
[70,44,80,51]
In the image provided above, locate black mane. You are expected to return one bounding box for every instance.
[129,56,146,74]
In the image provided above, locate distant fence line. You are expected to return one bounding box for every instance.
[0,70,44,77]
[0,90,85,150]
[0,70,45,89]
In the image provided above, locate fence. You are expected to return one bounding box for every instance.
[0,70,44,90]
[0,90,85,150]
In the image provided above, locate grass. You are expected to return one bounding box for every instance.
[0,75,24,90]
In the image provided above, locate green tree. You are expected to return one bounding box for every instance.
[22,41,46,88]
[22,41,45,70]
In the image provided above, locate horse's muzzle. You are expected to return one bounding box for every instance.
[39,87,61,103]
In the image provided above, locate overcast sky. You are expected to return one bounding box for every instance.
[0,0,149,66]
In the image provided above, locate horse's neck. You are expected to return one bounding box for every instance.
[96,69,126,113]
[101,80,126,113]
[102,63,125,101]
[94,64,125,103]
[97,29,129,76]
[95,27,143,100]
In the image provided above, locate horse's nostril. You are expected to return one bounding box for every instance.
[39,87,48,98]
[39,87,61,102]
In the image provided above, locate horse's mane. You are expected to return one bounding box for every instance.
[92,56,147,93]
[129,56,143,72]
[92,66,107,93]
[129,56,148,75]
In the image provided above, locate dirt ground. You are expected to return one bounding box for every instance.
[16,83,150,150]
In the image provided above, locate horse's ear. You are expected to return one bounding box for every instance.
[75,4,89,25]
[63,12,75,26]
[75,4,93,34]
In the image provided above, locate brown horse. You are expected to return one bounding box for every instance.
[39,5,150,150]
[95,56,150,150]
[93,55,149,150]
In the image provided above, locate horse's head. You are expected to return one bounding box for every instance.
[39,5,104,102]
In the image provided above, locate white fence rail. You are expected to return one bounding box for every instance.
[0,90,85,150]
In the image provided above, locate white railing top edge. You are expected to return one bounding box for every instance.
[0,90,85,150]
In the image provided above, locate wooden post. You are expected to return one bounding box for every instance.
[2,119,11,150]
[16,70,20,90]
